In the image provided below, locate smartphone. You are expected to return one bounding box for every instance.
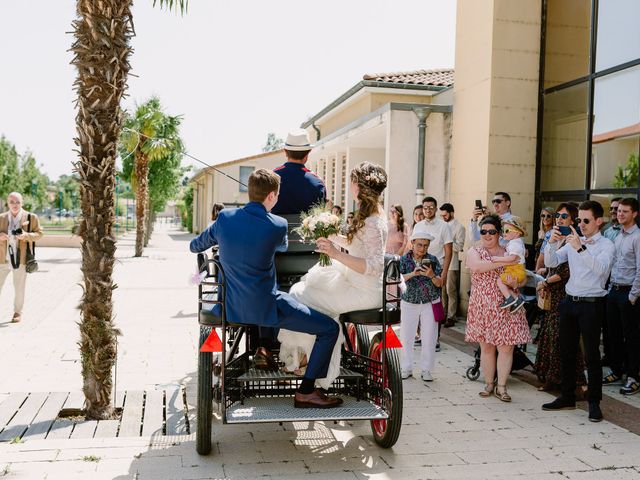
[420,258,432,269]
[475,199,483,210]
[557,226,572,236]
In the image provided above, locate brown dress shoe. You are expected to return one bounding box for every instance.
[11,313,21,323]
[294,389,343,409]
[254,347,278,371]
[443,317,456,328]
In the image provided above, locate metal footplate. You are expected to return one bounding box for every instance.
[238,367,362,382]
[225,396,387,424]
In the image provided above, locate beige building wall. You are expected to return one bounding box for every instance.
[450,0,542,311]
[191,150,286,233]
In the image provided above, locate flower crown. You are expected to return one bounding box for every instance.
[363,170,386,186]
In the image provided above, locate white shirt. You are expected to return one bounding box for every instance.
[418,217,452,266]
[544,232,615,297]
[506,237,526,264]
[6,210,23,263]
[446,218,466,271]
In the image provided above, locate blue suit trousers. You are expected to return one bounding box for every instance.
[275,292,339,381]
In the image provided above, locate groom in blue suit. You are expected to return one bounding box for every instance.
[190,168,342,408]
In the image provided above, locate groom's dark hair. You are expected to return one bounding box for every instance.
[249,168,281,202]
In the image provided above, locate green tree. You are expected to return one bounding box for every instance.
[613,153,639,188]
[262,132,284,152]
[18,153,50,211]
[0,137,22,207]
[53,174,81,212]
[119,96,184,256]
[71,0,187,420]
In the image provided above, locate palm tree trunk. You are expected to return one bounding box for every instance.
[143,198,151,247]
[134,152,149,257]
[71,0,132,420]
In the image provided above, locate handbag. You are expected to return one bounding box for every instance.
[24,214,38,274]
[431,299,445,323]
[537,284,551,311]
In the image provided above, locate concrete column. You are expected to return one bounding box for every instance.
[414,107,432,205]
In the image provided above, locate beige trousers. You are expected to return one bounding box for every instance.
[0,263,27,314]
[444,269,460,319]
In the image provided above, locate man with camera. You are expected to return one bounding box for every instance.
[469,192,513,244]
[0,192,43,323]
[541,200,614,422]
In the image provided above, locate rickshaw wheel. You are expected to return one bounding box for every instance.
[368,332,403,448]
[196,325,213,455]
[346,323,370,354]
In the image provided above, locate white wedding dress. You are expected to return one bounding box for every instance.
[278,215,388,389]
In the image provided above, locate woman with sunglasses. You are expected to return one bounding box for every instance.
[534,207,554,267]
[465,215,531,402]
[534,202,586,393]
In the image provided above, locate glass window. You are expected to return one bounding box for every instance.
[595,0,640,71]
[541,82,589,191]
[544,0,591,89]
[589,193,638,227]
[239,166,254,193]
[590,66,640,189]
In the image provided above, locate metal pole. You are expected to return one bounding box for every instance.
[413,107,431,205]
[126,197,129,231]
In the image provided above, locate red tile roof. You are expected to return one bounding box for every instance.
[363,69,454,87]
[592,122,640,144]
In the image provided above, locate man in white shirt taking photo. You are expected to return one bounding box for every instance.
[541,200,615,422]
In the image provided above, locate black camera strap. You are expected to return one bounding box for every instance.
[26,214,35,259]
[8,245,20,269]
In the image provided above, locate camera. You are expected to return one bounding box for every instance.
[11,228,23,236]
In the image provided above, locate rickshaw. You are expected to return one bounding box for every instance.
[195,215,403,455]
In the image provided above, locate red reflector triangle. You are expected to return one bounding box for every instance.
[385,326,402,348]
[200,329,222,352]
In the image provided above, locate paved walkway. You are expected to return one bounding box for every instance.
[1,224,640,479]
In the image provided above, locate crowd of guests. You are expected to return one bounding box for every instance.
[356,191,638,423]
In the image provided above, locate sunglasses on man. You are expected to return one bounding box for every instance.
[576,218,592,225]
[491,199,503,204]
[554,213,570,219]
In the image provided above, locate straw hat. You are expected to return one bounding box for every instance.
[284,129,313,151]
[503,216,527,236]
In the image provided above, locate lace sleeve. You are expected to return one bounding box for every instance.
[362,216,387,276]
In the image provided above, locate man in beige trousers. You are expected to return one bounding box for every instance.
[0,192,43,323]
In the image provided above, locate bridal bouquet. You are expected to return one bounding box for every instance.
[295,205,342,266]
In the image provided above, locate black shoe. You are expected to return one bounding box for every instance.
[509,297,525,314]
[588,402,603,422]
[602,373,622,385]
[435,342,441,352]
[542,396,576,411]
[499,295,517,309]
[620,378,639,395]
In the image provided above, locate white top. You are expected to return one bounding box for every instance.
[447,218,466,271]
[417,217,452,266]
[6,210,24,263]
[544,232,615,297]
[506,237,526,265]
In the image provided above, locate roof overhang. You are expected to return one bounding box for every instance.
[301,81,449,129]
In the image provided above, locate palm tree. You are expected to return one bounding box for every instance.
[71,0,186,420]
[120,97,183,257]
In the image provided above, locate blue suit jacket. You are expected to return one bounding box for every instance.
[271,162,326,215]
[190,202,288,327]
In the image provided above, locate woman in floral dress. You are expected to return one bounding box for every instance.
[465,215,532,402]
[534,202,586,391]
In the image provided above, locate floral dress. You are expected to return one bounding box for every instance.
[465,247,532,346]
[534,261,586,386]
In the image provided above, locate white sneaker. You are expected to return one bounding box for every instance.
[401,370,412,379]
[421,371,433,382]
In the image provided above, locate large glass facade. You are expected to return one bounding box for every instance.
[538,0,640,214]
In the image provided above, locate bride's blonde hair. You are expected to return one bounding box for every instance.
[346,162,387,243]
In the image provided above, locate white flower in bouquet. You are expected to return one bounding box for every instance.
[295,204,342,266]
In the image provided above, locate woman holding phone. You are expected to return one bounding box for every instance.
[534,202,586,392]
[399,225,443,382]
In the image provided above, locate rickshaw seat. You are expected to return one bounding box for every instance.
[339,305,401,325]
[339,254,402,325]
[199,307,244,328]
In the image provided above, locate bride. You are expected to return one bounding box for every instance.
[278,162,388,389]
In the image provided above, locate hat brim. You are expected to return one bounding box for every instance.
[410,233,435,242]
[284,144,313,152]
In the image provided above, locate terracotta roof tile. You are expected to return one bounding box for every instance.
[363,68,454,87]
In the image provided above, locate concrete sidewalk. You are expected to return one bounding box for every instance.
[1,224,640,479]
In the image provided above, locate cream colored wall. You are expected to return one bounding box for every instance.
[346,147,385,212]
[369,93,432,112]
[450,0,542,312]
[386,110,419,213]
[191,151,286,233]
[315,95,372,140]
